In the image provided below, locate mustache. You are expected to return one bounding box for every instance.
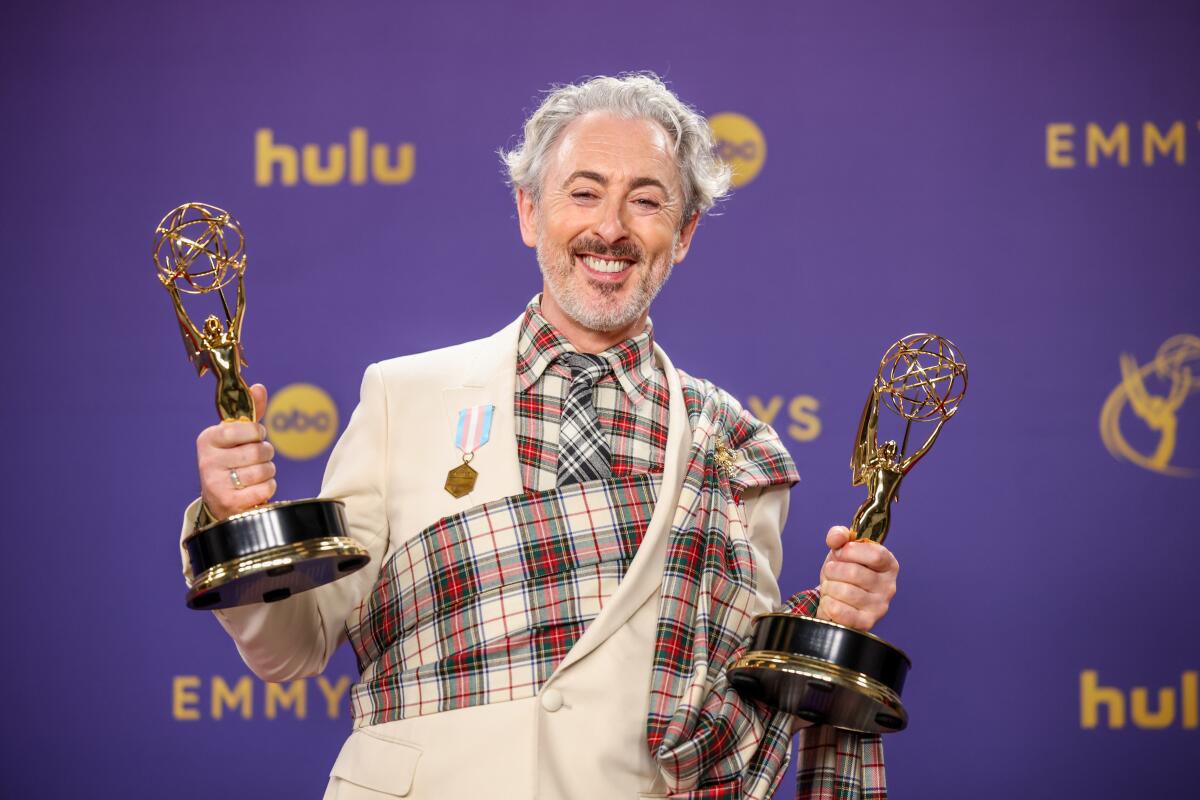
[571,238,642,262]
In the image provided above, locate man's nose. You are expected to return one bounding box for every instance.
[593,197,629,243]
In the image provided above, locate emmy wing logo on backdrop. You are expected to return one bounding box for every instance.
[709,112,766,187]
[1099,334,1199,477]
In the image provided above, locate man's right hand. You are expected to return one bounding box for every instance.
[196,383,277,520]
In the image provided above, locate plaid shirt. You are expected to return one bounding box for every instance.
[515,297,670,492]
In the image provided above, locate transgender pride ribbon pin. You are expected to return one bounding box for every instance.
[455,404,494,454]
[444,404,494,498]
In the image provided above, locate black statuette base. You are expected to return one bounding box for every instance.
[728,613,911,734]
[183,498,369,610]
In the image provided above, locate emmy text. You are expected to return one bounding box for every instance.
[1046,121,1196,168]
[172,674,353,720]
[747,394,822,443]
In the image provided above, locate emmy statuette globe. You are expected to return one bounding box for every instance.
[155,202,370,610]
[729,334,967,733]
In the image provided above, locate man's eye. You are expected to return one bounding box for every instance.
[572,191,599,200]
[634,198,661,209]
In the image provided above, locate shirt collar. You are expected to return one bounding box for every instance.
[515,295,657,407]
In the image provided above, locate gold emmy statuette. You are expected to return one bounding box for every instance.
[729,334,967,733]
[155,202,370,610]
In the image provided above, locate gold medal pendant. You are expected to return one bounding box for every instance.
[444,460,478,498]
[446,405,493,498]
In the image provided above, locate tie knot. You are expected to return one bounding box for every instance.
[559,352,609,387]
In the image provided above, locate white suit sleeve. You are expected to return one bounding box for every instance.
[739,483,790,615]
[176,363,392,682]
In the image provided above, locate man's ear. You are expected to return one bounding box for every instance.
[517,187,538,248]
[672,213,701,264]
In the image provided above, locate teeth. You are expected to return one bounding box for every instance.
[581,255,630,274]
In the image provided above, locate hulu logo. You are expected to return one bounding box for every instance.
[1080,670,1199,729]
[255,128,415,187]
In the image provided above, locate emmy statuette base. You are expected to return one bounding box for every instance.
[728,613,911,734]
[183,498,369,610]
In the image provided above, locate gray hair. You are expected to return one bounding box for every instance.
[500,73,732,224]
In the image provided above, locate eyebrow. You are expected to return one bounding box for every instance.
[563,170,670,195]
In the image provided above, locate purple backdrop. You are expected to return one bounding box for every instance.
[2,0,1197,796]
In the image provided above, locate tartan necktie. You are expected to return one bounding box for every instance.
[556,352,612,487]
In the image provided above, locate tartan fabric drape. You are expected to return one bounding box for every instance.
[647,373,886,799]
[344,472,658,725]
[645,372,798,798]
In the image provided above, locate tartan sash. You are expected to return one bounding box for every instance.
[345,471,659,725]
[645,373,798,798]
[650,373,886,799]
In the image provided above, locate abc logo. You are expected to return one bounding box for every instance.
[708,112,767,187]
[265,383,339,461]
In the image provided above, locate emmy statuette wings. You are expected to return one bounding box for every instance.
[155,202,370,610]
[728,334,967,734]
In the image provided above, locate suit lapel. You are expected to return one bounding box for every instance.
[437,316,525,510]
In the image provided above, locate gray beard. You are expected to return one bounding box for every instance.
[536,244,675,333]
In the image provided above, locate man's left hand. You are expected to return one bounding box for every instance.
[815,526,899,632]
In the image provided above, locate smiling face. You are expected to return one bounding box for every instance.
[517,113,700,349]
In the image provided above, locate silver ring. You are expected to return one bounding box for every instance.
[229,469,245,490]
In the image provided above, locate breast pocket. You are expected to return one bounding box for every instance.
[325,728,422,799]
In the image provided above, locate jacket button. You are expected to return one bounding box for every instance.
[540,688,564,712]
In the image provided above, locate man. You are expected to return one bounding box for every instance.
[182,74,899,799]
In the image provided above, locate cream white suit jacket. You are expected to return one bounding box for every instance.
[179,313,791,800]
